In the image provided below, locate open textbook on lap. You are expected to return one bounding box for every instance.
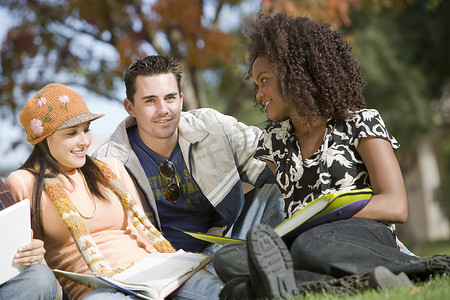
[179,188,373,246]
[0,199,31,285]
[53,250,211,300]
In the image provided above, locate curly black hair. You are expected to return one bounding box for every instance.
[246,14,366,122]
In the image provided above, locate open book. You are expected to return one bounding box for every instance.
[178,188,373,246]
[0,199,31,285]
[53,250,211,300]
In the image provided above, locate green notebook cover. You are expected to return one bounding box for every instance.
[177,188,373,245]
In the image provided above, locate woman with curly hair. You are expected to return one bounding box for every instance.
[215,13,450,300]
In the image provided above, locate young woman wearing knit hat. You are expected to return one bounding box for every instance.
[5,83,177,299]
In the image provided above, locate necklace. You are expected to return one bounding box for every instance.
[70,170,98,219]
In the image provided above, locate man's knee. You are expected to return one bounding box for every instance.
[214,242,248,283]
[254,184,284,227]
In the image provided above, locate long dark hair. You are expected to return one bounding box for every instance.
[20,140,108,234]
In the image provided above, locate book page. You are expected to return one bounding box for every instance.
[173,227,244,245]
[113,250,210,297]
[0,199,31,285]
[54,251,211,300]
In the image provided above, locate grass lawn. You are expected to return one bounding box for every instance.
[289,239,450,300]
[290,275,450,300]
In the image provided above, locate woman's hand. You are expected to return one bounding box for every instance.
[13,231,46,266]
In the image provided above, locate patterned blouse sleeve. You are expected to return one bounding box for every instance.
[254,127,275,163]
[351,109,400,149]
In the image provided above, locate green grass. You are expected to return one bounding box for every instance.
[289,275,450,300]
[287,240,450,300]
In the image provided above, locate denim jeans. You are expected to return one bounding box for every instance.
[0,264,57,300]
[214,218,421,284]
[172,184,285,300]
[290,218,421,277]
[84,288,140,299]
[83,269,224,300]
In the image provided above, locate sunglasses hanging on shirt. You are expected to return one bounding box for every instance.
[159,160,181,203]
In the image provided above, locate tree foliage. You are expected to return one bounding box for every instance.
[1,0,432,116]
[344,1,450,219]
[0,0,244,115]
[345,1,450,147]
[260,0,439,26]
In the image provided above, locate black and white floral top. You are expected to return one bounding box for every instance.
[255,109,399,218]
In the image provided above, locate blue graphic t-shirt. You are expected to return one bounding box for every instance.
[128,126,215,252]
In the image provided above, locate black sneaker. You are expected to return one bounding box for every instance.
[247,224,299,299]
[296,266,411,296]
[369,266,412,289]
[420,254,450,276]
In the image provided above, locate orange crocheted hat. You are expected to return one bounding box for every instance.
[20,83,104,145]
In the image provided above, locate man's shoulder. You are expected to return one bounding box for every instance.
[181,108,240,126]
[182,108,223,119]
[91,116,135,159]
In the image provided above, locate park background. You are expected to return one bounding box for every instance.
[1,0,449,256]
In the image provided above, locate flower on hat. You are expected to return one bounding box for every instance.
[30,118,44,136]
[59,94,69,104]
[29,105,53,142]
[37,97,47,107]
[58,94,70,112]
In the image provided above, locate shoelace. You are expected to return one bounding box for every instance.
[297,273,371,296]
[422,254,450,275]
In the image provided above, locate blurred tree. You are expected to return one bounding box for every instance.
[0,0,429,118]
[347,1,450,221]
[345,1,450,147]
[259,0,441,27]
[0,0,244,113]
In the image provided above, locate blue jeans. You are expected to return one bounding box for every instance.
[214,218,421,283]
[84,289,140,299]
[172,184,285,300]
[83,269,224,300]
[0,264,57,300]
